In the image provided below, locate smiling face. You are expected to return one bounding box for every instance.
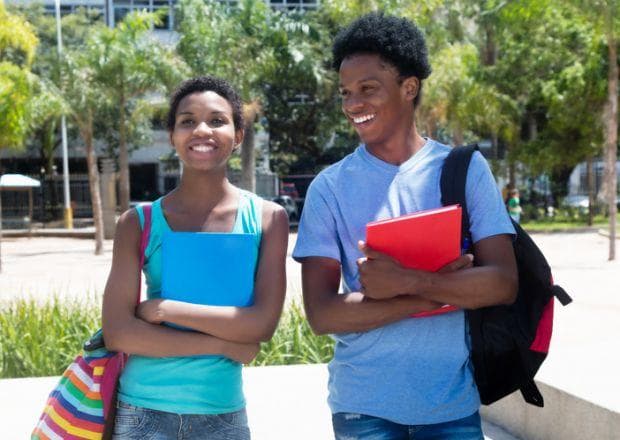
[339,53,419,151]
[170,91,243,172]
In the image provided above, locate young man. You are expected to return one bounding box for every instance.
[293,13,518,440]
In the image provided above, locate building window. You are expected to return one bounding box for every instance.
[268,0,319,11]
[43,3,105,20]
[111,0,174,30]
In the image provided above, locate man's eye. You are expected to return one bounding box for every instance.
[362,86,375,93]
[339,90,349,97]
[211,118,225,126]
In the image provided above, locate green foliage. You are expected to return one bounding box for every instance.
[0,296,101,378]
[0,299,333,378]
[0,1,38,68]
[0,1,38,149]
[251,302,334,366]
[0,62,32,148]
[419,42,517,145]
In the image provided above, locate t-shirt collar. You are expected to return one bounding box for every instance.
[357,138,433,174]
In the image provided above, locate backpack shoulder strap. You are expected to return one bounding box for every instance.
[440,144,479,239]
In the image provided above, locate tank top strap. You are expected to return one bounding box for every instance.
[234,190,263,244]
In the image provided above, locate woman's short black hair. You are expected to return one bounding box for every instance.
[167,76,244,131]
[332,12,432,106]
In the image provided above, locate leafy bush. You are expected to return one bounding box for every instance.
[251,302,334,366]
[0,296,100,378]
[0,298,334,378]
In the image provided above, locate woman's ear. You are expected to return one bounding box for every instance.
[402,76,420,102]
[234,128,245,151]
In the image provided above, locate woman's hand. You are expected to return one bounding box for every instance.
[136,299,165,324]
[224,341,261,364]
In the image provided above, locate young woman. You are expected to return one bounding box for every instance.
[102,76,288,439]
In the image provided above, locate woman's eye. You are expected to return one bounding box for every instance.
[180,119,194,126]
[211,118,225,126]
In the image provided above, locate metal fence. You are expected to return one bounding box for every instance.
[0,174,93,223]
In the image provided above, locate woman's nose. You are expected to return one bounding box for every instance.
[193,121,212,135]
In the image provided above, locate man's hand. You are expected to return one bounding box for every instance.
[358,240,475,300]
[357,241,412,300]
[438,253,474,273]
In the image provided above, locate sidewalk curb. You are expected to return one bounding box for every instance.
[1,228,95,239]
[480,381,620,440]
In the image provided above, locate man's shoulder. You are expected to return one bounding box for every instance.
[308,148,363,191]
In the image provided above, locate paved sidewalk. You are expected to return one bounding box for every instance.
[1,231,619,439]
[1,365,517,440]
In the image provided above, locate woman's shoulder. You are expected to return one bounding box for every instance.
[113,208,142,246]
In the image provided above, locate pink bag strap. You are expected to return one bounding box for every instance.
[137,204,152,306]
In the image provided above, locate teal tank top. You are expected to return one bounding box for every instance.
[118,189,262,414]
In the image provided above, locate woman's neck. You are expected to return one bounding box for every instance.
[170,169,234,212]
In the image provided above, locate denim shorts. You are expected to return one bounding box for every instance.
[332,411,483,440]
[112,400,251,440]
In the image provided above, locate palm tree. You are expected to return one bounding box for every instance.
[60,53,105,255]
[177,0,313,192]
[419,43,516,148]
[89,11,187,211]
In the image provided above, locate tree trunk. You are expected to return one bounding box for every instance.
[118,88,130,212]
[452,127,464,147]
[241,102,259,192]
[42,120,60,219]
[483,22,497,66]
[508,153,516,189]
[587,156,595,226]
[84,111,105,256]
[527,113,538,141]
[604,31,617,260]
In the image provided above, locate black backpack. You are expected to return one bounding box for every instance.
[440,144,573,407]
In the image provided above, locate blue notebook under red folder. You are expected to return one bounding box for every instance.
[365,204,462,317]
[161,231,257,307]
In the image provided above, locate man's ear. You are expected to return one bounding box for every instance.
[402,76,420,102]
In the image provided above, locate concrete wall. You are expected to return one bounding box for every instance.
[481,381,620,440]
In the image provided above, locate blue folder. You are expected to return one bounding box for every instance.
[161,231,257,307]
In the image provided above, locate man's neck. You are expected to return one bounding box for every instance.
[365,126,426,166]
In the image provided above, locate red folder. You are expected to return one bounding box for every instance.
[365,205,462,317]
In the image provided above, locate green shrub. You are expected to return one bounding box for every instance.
[251,302,334,366]
[0,296,100,378]
[0,298,334,378]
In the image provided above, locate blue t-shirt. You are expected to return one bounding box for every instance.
[118,189,262,414]
[293,140,515,424]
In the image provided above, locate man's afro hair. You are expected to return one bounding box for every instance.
[332,12,432,81]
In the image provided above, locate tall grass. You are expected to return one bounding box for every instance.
[251,302,334,366]
[0,298,334,378]
[0,296,100,378]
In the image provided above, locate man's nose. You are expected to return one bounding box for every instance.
[343,94,364,113]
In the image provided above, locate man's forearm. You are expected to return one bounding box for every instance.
[408,265,517,309]
[306,292,441,335]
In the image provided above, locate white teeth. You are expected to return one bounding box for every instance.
[191,145,215,152]
[353,114,376,124]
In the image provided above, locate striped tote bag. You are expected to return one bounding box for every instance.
[32,205,151,440]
